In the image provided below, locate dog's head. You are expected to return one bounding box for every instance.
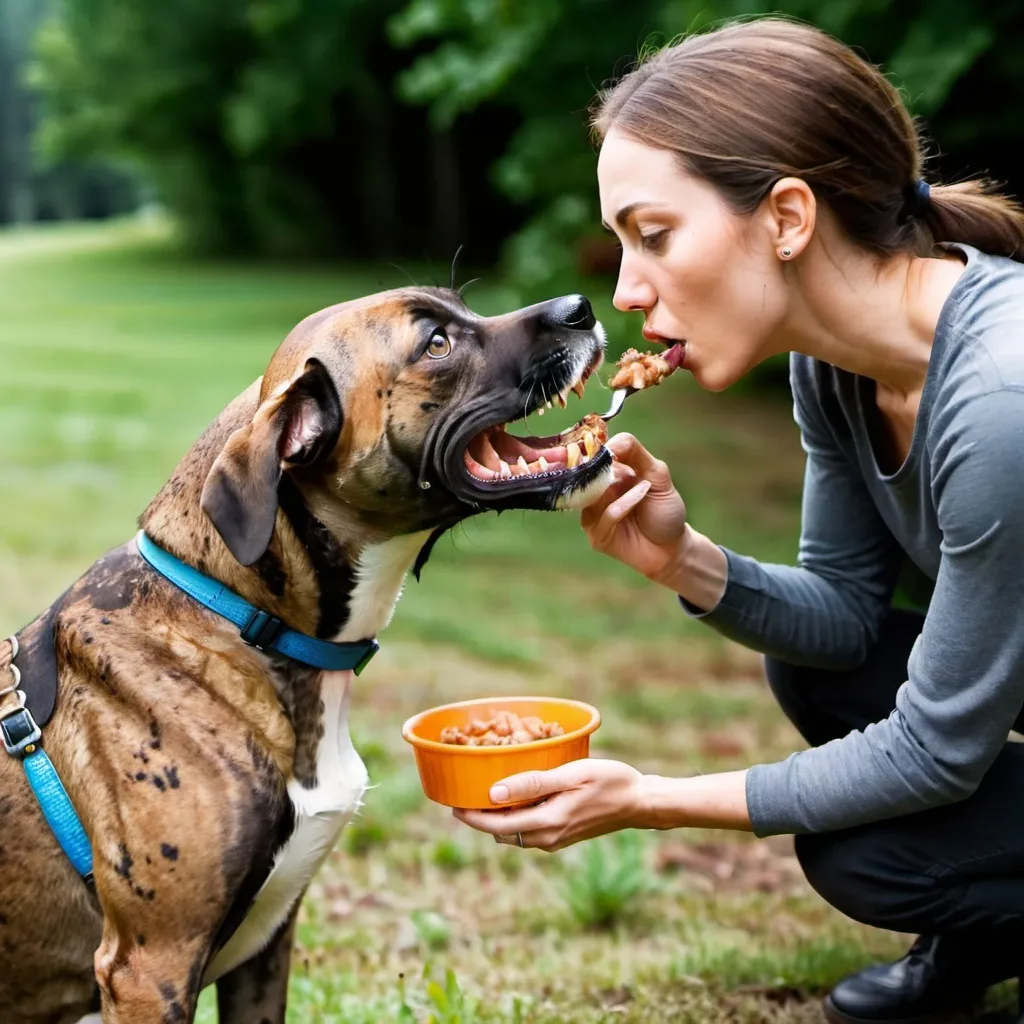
[200,287,614,566]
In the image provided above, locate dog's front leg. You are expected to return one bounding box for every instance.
[215,907,297,1024]
[94,919,210,1024]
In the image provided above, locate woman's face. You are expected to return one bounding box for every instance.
[597,128,789,391]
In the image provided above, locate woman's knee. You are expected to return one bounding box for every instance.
[763,656,832,745]
[794,830,940,933]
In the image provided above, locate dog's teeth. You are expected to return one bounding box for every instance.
[583,431,597,458]
[516,456,530,475]
[557,391,568,409]
[496,423,506,432]
[579,450,590,464]
[546,400,553,410]
[538,456,549,472]
[499,460,512,479]
[536,406,545,416]
[572,381,586,399]
[566,442,581,469]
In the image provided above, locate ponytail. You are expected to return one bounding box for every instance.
[920,180,1024,262]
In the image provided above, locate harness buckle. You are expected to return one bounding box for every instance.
[240,609,284,651]
[1,706,42,759]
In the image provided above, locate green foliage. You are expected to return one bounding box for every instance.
[30,0,407,255]
[411,909,454,951]
[392,0,1024,295]
[431,835,472,873]
[399,965,490,1024]
[559,830,654,930]
[27,0,1024,276]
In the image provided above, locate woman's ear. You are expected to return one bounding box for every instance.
[201,359,342,565]
[767,176,817,258]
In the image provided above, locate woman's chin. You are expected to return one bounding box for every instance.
[688,357,742,393]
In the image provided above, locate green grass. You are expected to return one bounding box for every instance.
[0,218,947,1022]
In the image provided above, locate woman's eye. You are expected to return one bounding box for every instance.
[427,330,453,359]
[640,229,668,253]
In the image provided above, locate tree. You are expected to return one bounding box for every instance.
[391,0,1024,293]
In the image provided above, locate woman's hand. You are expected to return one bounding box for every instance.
[453,759,649,852]
[453,764,753,850]
[582,433,689,582]
[583,432,728,611]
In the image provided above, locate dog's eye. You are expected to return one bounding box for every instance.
[426,330,453,359]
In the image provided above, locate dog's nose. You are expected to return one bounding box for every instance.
[543,294,596,331]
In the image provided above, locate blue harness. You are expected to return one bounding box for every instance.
[1,531,379,881]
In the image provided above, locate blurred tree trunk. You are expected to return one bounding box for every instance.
[430,127,464,266]
[0,0,40,223]
[350,71,400,257]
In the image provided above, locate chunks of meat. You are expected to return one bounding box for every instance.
[609,348,674,391]
[439,709,565,746]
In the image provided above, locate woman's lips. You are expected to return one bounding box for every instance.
[642,323,675,342]
[641,325,686,371]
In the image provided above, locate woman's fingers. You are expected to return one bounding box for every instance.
[586,481,652,551]
[607,433,673,489]
[580,462,637,528]
[452,793,563,838]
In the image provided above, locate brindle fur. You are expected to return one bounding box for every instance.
[0,288,611,1023]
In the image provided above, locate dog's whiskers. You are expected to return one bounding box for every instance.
[449,244,465,291]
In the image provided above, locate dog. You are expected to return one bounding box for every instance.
[0,287,613,1024]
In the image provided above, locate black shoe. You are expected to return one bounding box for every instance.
[823,936,985,1024]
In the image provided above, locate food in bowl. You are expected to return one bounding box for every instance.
[440,709,565,746]
[402,696,601,808]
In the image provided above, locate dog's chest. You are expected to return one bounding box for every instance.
[203,669,367,984]
[202,533,429,984]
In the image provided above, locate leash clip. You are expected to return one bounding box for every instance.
[240,608,284,651]
[1,704,42,759]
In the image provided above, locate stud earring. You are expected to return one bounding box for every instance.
[779,246,794,259]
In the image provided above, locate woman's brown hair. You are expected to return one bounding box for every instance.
[592,18,1024,261]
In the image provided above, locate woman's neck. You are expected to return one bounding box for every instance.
[779,240,966,399]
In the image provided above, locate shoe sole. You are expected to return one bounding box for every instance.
[822,994,977,1024]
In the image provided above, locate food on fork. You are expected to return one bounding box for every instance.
[609,341,687,391]
[440,709,565,746]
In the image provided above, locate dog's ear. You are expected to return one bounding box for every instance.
[201,359,343,565]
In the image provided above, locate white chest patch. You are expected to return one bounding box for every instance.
[203,532,428,984]
[334,530,432,643]
[204,669,367,984]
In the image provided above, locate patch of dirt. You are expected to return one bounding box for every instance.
[655,835,804,895]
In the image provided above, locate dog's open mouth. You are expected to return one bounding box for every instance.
[461,350,610,487]
[430,330,616,514]
[463,414,608,482]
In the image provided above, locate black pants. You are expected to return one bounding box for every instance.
[767,609,1024,983]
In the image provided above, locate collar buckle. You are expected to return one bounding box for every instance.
[240,609,284,651]
[352,640,380,677]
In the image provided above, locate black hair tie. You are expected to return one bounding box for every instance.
[898,179,932,223]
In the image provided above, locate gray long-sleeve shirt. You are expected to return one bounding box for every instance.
[692,243,1024,836]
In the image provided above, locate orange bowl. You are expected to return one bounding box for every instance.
[402,696,601,809]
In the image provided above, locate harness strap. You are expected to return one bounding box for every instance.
[1,634,94,882]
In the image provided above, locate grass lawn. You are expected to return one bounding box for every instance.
[0,218,962,1022]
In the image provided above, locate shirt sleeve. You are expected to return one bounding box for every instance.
[686,357,903,670]
[746,388,1024,834]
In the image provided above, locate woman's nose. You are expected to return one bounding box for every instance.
[612,259,657,313]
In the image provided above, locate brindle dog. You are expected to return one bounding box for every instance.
[0,288,613,1024]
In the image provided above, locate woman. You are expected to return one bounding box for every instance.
[454,18,1024,1024]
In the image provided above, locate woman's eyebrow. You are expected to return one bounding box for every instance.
[601,201,670,233]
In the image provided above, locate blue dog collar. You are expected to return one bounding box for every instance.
[135,532,379,675]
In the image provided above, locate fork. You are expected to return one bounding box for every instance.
[599,387,638,422]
